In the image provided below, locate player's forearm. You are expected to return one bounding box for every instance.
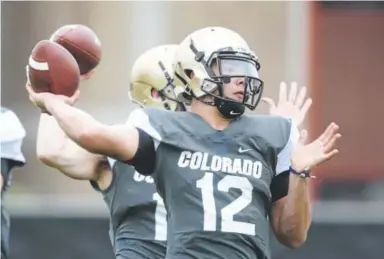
[44,97,104,152]
[278,174,311,248]
[36,113,69,162]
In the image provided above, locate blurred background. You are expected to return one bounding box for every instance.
[1,1,384,258]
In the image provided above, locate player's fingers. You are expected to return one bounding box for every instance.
[69,90,81,104]
[295,86,307,107]
[84,69,95,80]
[28,95,35,104]
[326,123,339,141]
[298,129,308,145]
[261,97,276,111]
[322,149,339,162]
[68,89,80,100]
[288,82,298,104]
[25,84,35,95]
[28,96,40,108]
[81,74,90,81]
[25,85,41,102]
[319,122,339,143]
[299,98,313,119]
[322,133,341,152]
[25,81,32,88]
[278,82,288,105]
[81,69,96,81]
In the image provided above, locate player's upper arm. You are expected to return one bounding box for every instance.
[79,108,160,175]
[79,123,140,162]
[123,108,161,175]
[271,121,299,202]
[39,138,108,181]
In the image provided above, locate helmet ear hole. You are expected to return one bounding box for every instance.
[151,88,160,99]
[181,91,192,101]
[184,69,194,79]
[163,102,171,110]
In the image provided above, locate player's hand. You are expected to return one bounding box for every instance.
[81,69,96,80]
[262,82,312,127]
[26,83,80,114]
[290,122,341,173]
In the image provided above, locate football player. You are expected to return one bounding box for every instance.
[34,44,183,259]
[26,27,340,259]
[1,107,26,259]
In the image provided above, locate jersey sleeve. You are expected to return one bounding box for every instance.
[124,108,163,175]
[125,108,162,145]
[275,120,299,175]
[0,108,26,164]
[270,120,299,202]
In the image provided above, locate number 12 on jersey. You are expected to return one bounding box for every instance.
[196,172,255,236]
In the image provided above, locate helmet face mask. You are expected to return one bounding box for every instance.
[196,48,264,110]
[157,60,181,104]
[174,27,264,117]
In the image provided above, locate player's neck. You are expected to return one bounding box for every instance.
[190,100,231,131]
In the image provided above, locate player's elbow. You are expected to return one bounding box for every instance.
[37,145,63,168]
[280,232,307,249]
[37,152,60,168]
[274,222,308,249]
[288,235,307,249]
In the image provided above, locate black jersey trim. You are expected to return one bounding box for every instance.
[89,179,101,192]
[89,169,115,194]
[124,128,156,176]
[89,158,115,193]
[270,170,289,202]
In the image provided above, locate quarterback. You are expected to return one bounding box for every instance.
[27,27,340,259]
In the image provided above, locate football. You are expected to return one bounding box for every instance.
[26,40,80,97]
[49,24,102,75]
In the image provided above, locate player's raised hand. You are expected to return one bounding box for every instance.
[262,82,312,127]
[26,83,80,113]
[81,69,96,80]
[290,122,341,173]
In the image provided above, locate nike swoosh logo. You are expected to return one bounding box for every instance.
[230,110,241,115]
[238,147,252,153]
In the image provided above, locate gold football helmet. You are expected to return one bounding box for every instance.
[173,27,263,118]
[129,44,182,111]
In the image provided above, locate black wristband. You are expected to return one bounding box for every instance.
[289,166,315,179]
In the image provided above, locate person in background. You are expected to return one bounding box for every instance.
[1,107,26,259]
[33,45,183,259]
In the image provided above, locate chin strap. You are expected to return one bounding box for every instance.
[192,94,245,119]
[215,97,245,119]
